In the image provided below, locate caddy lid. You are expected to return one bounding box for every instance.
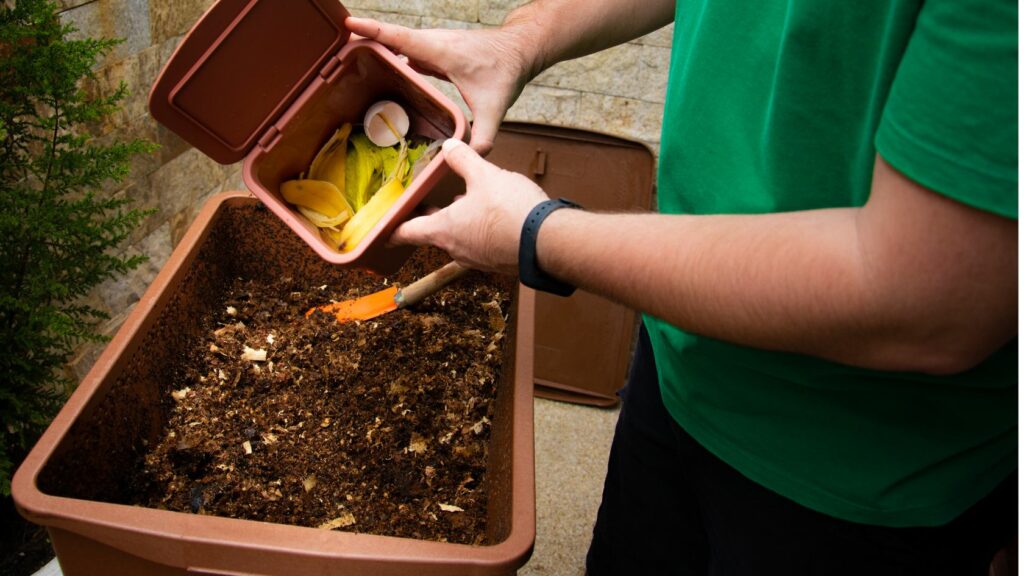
[149,0,351,164]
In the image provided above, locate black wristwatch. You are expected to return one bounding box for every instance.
[518,198,582,297]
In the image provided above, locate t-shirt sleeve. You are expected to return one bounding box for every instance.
[875,0,1017,219]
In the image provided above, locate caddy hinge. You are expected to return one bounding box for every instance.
[319,56,343,82]
[258,125,282,152]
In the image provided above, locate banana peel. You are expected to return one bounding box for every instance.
[346,133,383,212]
[320,226,345,248]
[280,124,356,248]
[405,140,436,186]
[337,178,406,252]
[280,108,439,253]
[281,179,353,220]
[308,123,352,195]
[297,204,350,228]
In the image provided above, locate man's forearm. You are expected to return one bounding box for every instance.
[534,158,1018,374]
[536,208,893,366]
[502,0,676,79]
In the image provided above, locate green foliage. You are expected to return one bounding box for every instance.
[0,0,156,495]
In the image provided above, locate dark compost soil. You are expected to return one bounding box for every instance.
[133,249,511,545]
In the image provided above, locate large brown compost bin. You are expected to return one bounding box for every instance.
[12,192,536,576]
[149,0,467,275]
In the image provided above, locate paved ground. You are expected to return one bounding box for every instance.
[519,398,619,576]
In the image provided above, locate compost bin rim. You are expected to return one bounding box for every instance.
[499,121,658,157]
[15,492,535,566]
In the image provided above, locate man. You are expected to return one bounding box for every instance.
[347,0,1017,574]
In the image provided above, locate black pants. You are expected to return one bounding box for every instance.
[586,327,1016,576]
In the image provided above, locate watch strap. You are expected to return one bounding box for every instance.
[518,198,582,297]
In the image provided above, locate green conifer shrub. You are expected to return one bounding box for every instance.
[0,0,156,495]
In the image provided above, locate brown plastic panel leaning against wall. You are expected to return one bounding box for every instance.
[430,123,656,407]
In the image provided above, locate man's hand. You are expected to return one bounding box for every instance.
[346,17,536,155]
[346,1,675,154]
[390,139,549,274]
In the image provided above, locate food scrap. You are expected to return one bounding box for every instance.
[363,100,409,147]
[241,346,267,362]
[319,512,357,530]
[280,101,441,252]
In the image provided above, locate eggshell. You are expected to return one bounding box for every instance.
[363,101,410,147]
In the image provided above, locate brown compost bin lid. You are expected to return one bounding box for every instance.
[437,123,655,406]
[149,0,352,164]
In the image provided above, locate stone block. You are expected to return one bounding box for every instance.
[149,0,214,45]
[418,16,483,30]
[117,182,159,246]
[154,120,192,165]
[77,290,113,323]
[219,167,247,194]
[170,173,239,246]
[137,40,169,103]
[96,218,172,320]
[479,0,529,25]
[92,118,162,197]
[60,0,152,65]
[343,0,478,22]
[87,54,150,133]
[533,43,670,103]
[69,339,107,381]
[176,179,223,244]
[506,85,580,128]
[157,33,184,71]
[143,147,228,235]
[578,93,664,147]
[57,0,93,10]
[168,201,194,248]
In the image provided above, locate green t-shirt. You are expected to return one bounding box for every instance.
[649,0,1017,527]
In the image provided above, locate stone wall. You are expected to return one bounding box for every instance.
[60,0,672,378]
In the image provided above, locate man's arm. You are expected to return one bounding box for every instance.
[399,142,1017,375]
[346,0,675,153]
[500,0,677,78]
